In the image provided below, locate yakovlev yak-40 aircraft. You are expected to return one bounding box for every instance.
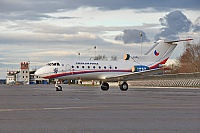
[35,39,193,91]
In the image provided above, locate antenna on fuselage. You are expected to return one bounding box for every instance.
[78,53,80,60]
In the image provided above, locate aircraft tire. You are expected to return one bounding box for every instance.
[119,82,128,91]
[101,82,109,91]
[56,85,62,91]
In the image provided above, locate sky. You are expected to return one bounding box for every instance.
[0,0,200,78]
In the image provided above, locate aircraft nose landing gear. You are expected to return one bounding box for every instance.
[56,85,62,91]
[55,80,62,91]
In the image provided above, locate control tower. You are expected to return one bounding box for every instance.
[20,62,30,84]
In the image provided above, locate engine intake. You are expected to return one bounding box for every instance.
[124,54,130,60]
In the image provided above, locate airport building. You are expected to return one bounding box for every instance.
[6,62,49,85]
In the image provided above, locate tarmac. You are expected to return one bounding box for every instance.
[0,84,200,133]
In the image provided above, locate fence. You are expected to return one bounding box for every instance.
[128,72,200,88]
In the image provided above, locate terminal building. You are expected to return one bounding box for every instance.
[6,62,49,85]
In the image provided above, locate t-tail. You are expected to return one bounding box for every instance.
[124,39,193,69]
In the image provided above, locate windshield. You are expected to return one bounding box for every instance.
[46,62,60,66]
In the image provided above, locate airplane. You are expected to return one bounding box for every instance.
[35,38,193,91]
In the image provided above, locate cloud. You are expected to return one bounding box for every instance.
[193,16,200,32]
[115,29,150,44]
[79,0,200,11]
[0,12,77,21]
[155,10,193,40]
[0,0,199,22]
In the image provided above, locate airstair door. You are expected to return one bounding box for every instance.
[65,64,71,72]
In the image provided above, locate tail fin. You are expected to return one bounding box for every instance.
[145,39,193,68]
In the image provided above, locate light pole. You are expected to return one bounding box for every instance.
[94,46,97,57]
[140,32,142,55]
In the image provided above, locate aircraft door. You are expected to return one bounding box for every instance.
[65,64,71,72]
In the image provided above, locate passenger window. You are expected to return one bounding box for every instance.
[99,66,101,69]
[82,66,84,69]
[57,63,60,66]
[88,66,90,69]
[77,66,79,68]
[115,66,117,69]
[93,66,95,69]
[104,66,106,69]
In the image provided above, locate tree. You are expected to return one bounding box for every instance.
[177,42,200,73]
[110,55,118,61]
[93,55,108,61]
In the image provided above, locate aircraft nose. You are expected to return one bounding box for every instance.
[35,68,43,76]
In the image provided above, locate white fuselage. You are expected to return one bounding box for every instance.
[35,59,160,81]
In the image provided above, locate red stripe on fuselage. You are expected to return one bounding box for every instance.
[149,58,169,69]
[43,69,132,79]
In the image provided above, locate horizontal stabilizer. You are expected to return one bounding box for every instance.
[165,38,193,43]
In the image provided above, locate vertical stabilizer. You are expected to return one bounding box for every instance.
[145,39,193,68]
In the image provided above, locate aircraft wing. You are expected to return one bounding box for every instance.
[105,68,164,82]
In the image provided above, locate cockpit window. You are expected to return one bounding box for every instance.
[46,62,61,66]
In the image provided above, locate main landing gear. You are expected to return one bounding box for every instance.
[101,82,109,91]
[119,82,128,91]
[100,81,128,91]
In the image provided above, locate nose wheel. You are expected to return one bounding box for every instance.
[55,80,62,91]
[56,85,62,91]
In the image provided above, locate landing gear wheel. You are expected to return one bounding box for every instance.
[56,85,62,91]
[101,82,109,91]
[119,82,128,91]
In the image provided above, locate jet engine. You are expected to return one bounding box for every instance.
[132,65,149,72]
[124,54,130,60]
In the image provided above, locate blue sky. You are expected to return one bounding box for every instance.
[0,0,200,78]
